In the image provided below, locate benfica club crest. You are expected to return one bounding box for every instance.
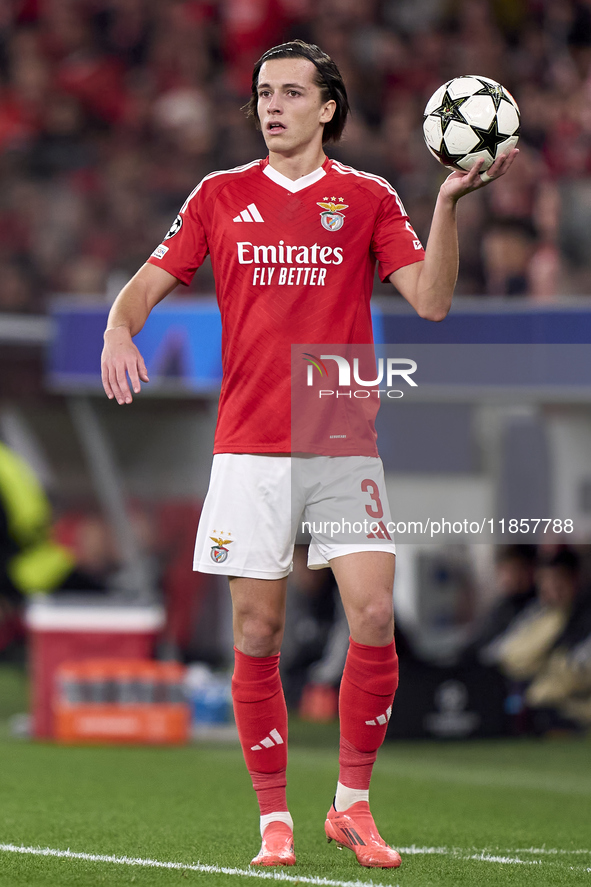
[317,199,348,232]
[210,534,233,563]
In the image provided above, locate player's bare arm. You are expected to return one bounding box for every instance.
[101,263,179,405]
[390,148,519,321]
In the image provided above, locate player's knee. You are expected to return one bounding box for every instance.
[236,612,284,656]
[365,599,394,632]
[350,598,394,638]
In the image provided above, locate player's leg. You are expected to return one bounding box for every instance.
[325,550,401,868]
[192,454,297,865]
[230,575,295,866]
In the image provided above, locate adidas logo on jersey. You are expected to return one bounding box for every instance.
[365,705,392,726]
[233,203,264,223]
[251,728,284,750]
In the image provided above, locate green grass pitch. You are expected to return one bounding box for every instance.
[1,664,590,886]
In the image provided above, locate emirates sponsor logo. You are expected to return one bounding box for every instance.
[237,241,343,265]
[237,241,344,287]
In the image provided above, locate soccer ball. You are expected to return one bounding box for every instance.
[422,75,520,173]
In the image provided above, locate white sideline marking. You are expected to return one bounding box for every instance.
[0,844,395,887]
[515,847,591,855]
[401,845,591,861]
[2,841,591,881]
[398,846,540,866]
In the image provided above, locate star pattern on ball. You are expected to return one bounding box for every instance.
[477,81,505,110]
[469,111,507,158]
[433,92,469,127]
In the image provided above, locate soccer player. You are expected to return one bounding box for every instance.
[101,40,517,869]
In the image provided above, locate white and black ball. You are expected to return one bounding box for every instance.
[423,75,520,173]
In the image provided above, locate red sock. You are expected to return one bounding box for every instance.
[338,638,399,790]
[232,647,288,815]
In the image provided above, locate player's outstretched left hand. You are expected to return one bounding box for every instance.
[440,148,519,202]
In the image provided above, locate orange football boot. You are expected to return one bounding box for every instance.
[250,821,296,866]
[325,801,402,868]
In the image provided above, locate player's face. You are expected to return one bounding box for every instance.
[256,58,336,156]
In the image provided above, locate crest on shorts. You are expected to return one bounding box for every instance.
[210,534,233,563]
[317,199,348,232]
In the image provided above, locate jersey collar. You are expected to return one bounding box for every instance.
[261,157,330,193]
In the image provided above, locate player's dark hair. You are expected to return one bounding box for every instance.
[244,40,350,144]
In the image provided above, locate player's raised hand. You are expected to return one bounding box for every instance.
[101,326,149,405]
[440,148,519,202]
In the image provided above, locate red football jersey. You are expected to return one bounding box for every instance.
[147,156,424,455]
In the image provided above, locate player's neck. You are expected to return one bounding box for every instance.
[267,146,326,181]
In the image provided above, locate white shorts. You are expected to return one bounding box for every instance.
[193,454,395,580]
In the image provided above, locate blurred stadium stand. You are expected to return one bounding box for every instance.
[0,0,590,304]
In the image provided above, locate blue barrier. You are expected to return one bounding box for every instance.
[47,298,591,395]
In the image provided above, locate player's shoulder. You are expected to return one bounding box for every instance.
[328,159,406,208]
[181,159,264,212]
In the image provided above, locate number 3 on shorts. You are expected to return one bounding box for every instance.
[361,479,384,518]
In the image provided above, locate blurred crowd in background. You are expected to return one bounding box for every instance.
[2,0,591,311]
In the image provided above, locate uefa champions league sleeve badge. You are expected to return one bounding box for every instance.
[164,214,183,240]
